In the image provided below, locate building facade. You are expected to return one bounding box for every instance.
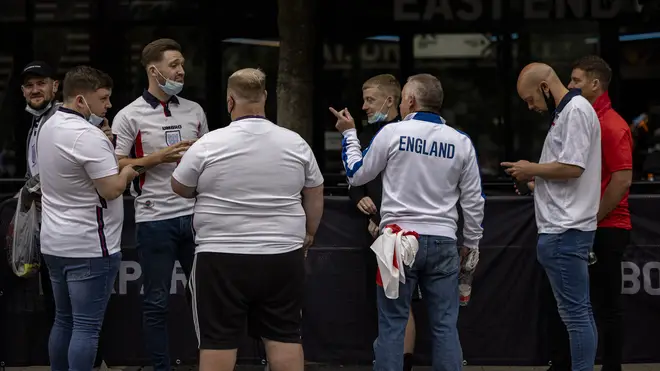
[0,0,658,188]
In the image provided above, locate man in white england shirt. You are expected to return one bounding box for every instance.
[37,65,138,371]
[171,68,324,371]
[502,63,601,371]
[111,38,208,371]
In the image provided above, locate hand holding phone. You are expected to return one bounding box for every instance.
[514,180,533,195]
[133,165,147,175]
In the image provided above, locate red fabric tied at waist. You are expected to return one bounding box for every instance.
[375,224,419,287]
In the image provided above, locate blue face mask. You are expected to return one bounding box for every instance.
[367,99,390,124]
[152,66,184,96]
[78,95,104,126]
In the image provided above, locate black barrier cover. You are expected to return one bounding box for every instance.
[1,196,660,367]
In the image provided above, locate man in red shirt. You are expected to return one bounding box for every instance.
[545,55,633,371]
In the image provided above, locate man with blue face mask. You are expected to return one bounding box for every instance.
[112,38,208,371]
[344,74,420,371]
[37,65,139,371]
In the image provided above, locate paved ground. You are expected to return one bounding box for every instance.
[5,364,660,371]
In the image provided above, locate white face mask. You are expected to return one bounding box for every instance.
[151,65,183,96]
[25,102,52,117]
[77,95,104,126]
[368,99,391,124]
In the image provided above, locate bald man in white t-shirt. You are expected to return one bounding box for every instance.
[172,68,324,371]
[503,63,601,371]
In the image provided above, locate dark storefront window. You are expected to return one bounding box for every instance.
[618,29,660,179]
[2,0,26,22]
[122,27,207,113]
[510,23,600,167]
[0,46,18,179]
[321,37,401,174]
[32,0,92,22]
[34,27,92,77]
[114,0,200,21]
[220,39,279,129]
[412,33,504,180]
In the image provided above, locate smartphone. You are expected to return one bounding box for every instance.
[133,165,147,175]
[515,180,532,195]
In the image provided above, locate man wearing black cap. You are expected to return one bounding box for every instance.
[21,61,61,181]
[18,61,61,323]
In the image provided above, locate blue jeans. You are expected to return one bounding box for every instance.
[136,215,195,371]
[373,235,462,371]
[43,252,121,371]
[537,229,597,371]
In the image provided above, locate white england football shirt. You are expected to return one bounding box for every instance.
[38,107,124,258]
[112,90,209,223]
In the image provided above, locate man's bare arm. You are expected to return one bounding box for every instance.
[532,162,584,180]
[171,177,197,199]
[93,166,139,200]
[598,170,632,221]
[302,184,324,237]
[117,155,161,171]
[116,140,193,170]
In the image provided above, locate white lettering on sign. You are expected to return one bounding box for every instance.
[324,43,400,70]
[111,260,188,296]
[622,261,660,296]
[393,0,623,21]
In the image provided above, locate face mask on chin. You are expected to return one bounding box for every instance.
[78,95,104,126]
[152,66,184,96]
[25,101,52,117]
[367,99,390,124]
[541,87,557,115]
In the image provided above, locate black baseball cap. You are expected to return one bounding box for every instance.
[21,61,55,80]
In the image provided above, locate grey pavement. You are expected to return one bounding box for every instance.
[6,364,660,371]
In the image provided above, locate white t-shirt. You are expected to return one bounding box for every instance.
[172,117,324,254]
[534,91,602,234]
[26,102,61,176]
[112,90,209,223]
[38,108,124,258]
[27,118,41,176]
[340,112,485,249]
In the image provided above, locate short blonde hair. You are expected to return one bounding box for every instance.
[362,74,401,104]
[227,68,266,103]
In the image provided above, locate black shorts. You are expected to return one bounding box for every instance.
[189,249,305,350]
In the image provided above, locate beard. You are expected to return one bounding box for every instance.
[27,97,51,111]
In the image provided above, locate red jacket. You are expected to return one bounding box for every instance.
[593,92,633,230]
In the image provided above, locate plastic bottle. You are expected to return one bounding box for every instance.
[459,271,474,306]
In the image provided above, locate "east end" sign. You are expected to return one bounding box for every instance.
[393,0,626,21]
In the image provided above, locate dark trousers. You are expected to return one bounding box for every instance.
[136,215,196,371]
[545,227,629,371]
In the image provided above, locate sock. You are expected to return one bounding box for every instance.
[403,353,413,371]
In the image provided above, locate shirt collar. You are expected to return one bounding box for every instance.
[554,88,582,116]
[403,111,446,124]
[142,89,179,109]
[58,106,85,119]
[592,91,612,117]
[386,115,401,124]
